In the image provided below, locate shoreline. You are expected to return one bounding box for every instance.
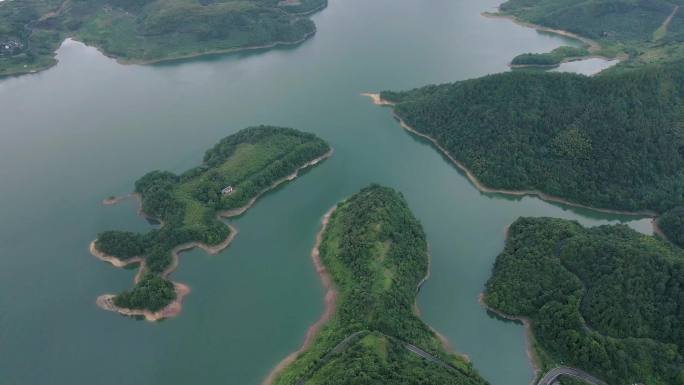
[478,293,541,383]
[111,29,317,66]
[651,218,672,244]
[93,149,332,321]
[481,11,628,67]
[96,283,190,321]
[481,12,602,53]
[509,54,620,70]
[362,93,658,219]
[262,205,339,385]
[413,252,470,361]
[101,192,164,225]
[102,194,128,205]
[91,224,237,320]
[3,26,318,79]
[217,148,333,218]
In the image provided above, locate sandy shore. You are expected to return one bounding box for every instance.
[102,194,128,205]
[262,205,339,385]
[91,224,237,320]
[363,93,657,219]
[96,283,190,321]
[94,149,332,321]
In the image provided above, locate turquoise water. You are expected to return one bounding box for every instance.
[0,0,651,384]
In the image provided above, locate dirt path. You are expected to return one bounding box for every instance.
[654,5,679,40]
[262,206,339,385]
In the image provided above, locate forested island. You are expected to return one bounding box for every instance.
[92,126,331,320]
[493,0,684,69]
[0,0,326,76]
[268,185,488,385]
[483,217,684,385]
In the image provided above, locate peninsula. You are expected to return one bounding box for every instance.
[0,0,326,77]
[91,126,331,320]
[368,58,684,220]
[268,185,488,385]
[484,217,684,385]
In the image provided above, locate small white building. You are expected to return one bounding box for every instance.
[221,186,234,195]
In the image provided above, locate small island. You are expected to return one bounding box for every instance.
[483,217,684,385]
[92,126,331,320]
[0,0,327,77]
[267,185,487,385]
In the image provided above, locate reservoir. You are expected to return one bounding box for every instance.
[0,0,650,384]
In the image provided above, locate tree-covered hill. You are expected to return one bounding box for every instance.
[657,206,684,246]
[484,217,684,385]
[272,185,488,385]
[94,126,330,314]
[0,0,326,76]
[496,0,684,67]
[380,60,684,213]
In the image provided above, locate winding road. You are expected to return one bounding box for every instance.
[536,366,606,385]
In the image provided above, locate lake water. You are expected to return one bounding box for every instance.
[0,0,651,384]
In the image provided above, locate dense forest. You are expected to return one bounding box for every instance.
[657,206,684,246]
[511,46,589,67]
[96,126,330,312]
[380,60,684,213]
[0,0,326,76]
[273,185,488,385]
[497,0,684,67]
[484,217,684,385]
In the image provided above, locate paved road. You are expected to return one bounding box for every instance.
[537,366,606,385]
[404,343,460,373]
[293,331,367,385]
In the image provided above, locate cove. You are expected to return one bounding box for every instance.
[0,0,652,384]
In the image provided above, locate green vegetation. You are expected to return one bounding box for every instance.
[273,185,487,385]
[96,126,330,312]
[380,60,684,213]
[511,46,590,67]
[657,206,684,246]
[497,0,684,67]
[484,217,684,385]
[0,0,326,77]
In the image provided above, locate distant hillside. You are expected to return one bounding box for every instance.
[380,60,684,213]
[0,0,326,76]
[496,0,684,67]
